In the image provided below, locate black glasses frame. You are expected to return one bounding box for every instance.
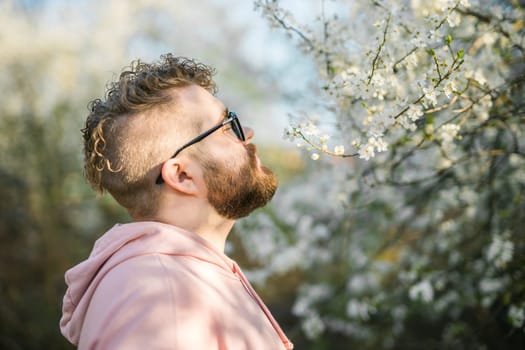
[156,111,245,184]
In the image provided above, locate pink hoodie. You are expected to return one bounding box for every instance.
[60,221,293,350]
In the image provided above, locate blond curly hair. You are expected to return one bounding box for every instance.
[82,54,216,218]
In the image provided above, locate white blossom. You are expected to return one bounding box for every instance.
[486,233,514,269]
[460,0,471,7]
[303,122,320,136]
[472,94,493,121]
[334,145,345,155]
[346,299,376,321]
[358,143,375,161]
[302,312,325,339]
[422,86,439,107]
[442,80,457,98]
[508,304,525,328]
[407,104,424,122]
[447,11,461,27]
[437,123,460,144]
[409,280,434,302]
[479,278,506,294]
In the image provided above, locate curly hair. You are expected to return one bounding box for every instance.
[82,54,216,218]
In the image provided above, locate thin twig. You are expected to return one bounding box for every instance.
[269,12,315,50]
[367,14,391,85]
[296,130,358,158]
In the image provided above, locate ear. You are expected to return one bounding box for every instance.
[160,158,199,195]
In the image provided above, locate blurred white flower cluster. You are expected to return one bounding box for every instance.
[486,232,514,269]
[253,0,524,346]
[409,279,434,303]
[258,0,522,171]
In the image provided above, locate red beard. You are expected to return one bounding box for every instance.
[202,143,278,219]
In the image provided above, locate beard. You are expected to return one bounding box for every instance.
[202,143,278,220]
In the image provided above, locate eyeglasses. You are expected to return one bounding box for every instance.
[156,111,245,184]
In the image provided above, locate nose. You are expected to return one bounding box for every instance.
[243,126,254,142]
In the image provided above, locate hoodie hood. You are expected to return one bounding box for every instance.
[60,221,235,344]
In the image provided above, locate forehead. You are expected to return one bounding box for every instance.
[174,84,226,127]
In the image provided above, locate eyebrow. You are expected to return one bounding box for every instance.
[207,107,228,130]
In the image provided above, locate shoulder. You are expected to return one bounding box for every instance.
[79,254,187,348]
[97,253,186,298]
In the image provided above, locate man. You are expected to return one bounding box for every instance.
[60,54,293,350]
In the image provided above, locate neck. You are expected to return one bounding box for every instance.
[141,200,235,253]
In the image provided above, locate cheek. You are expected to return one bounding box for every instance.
[216,147,248,170]
[192,165,210,198]
[191,183,208,203]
